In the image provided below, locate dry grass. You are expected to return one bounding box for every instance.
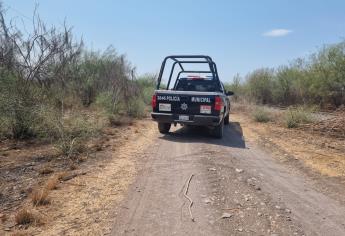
[233,112,345,177]
[15,209,36,225]
[108,115,133,127]
[252,107,272,123]
[30,188,50,206]
[0,213,7,222]
[56,171,68,181]
[284,107,314,128]
[45,176,60,190]
[5,120,157,235]
[11,231,29,236]
[38,165,54,175]
[69,163,77,170]
[231,101,255,113]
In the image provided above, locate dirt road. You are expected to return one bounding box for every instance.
[111,119,345,235]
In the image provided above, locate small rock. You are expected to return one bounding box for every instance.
[237,228,243,232]
[208,167,216,171]
[204,199,212,204]
[221,212,233,219]
[285,208,291,213]
[4,228,11,231]
[275,205,281,210]
[235,168,243,173]
[257,212,262,216]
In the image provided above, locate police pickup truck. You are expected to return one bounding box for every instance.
[151,55,233,138]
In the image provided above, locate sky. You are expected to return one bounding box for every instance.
[3,0,345,82]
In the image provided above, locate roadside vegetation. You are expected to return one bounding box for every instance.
[0,3,156,232]
[235,102,318,129]
[226,39,344,135]
[0,3,154,144]
[252,107,271,123]
[225,40,345,110]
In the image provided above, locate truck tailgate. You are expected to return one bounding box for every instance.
[153,90,221,115]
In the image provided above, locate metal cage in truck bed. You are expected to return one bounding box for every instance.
[156,55,221,90]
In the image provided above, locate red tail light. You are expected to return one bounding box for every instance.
[214,96,223,111]
[151,95,157,109]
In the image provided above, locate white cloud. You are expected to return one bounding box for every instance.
[263,29,293,37]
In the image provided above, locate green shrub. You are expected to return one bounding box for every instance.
[284,106,314,128]
[142,86,155,105]
[54,114,101,157]
[136,75,156,105]
[252,107,271,123]
[54,136,86,158]
[226,40,345,109]
[0,73,46,138]
[95,91,125,115]
[126,98,146,118]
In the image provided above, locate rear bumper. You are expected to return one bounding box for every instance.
[151,112,221,126]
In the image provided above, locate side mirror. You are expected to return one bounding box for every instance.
[225,91,234,96]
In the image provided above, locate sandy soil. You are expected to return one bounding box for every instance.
[0,119,156,236]
[234,112,345,177]
[2,109,345,236]
[111,113,345,236]
[232,110,345,206]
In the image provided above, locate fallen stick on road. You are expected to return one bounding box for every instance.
[183,174,195,222]
[60,171,88,182]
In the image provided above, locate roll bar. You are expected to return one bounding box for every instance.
[156,55,220,90]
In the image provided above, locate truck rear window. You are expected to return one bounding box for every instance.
[175,79,220,92]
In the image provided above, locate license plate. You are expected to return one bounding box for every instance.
[200,105,211,114]
[159,103,171,112]
[179,115,189,121]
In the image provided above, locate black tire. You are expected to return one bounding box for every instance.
[213,119,224,139]
[158,123,171,134]
[224,113,230,125]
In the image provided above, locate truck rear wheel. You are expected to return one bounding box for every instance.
[158,123,171,134]
[213,119,224,138]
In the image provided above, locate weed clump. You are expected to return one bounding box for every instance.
[45,176,60,190]
[30,188,50,206]
[285,106,314,128]
[38,165,54,175]
[252,107,271,123]
[15,209,36,225]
